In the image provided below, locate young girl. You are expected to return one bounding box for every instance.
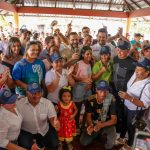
[58,86,78,150]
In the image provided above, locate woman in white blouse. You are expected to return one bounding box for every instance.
[45,52,75,105]
[0,89,25,150]
[119,58,150,150]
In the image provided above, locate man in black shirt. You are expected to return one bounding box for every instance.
[112,40,136,144]
[80,80,117,150]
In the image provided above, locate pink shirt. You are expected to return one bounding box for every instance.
[76,60,92,79]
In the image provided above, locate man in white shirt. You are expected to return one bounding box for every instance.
[16,82,60,150]
[92,28,116,61]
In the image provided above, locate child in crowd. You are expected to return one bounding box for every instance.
[57,86,78,150]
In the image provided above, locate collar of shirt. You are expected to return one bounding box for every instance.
[24,97,44,105]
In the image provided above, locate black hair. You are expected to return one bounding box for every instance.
[98,28,108,37]
[44,36,54,45]
[24,41,38,58]
[5,37,21,59]
[80,46,92,60]
[68,32,78,38]
[82,26,90,32]
[59,87,73,102]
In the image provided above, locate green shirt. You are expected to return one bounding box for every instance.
[92,60,113,85]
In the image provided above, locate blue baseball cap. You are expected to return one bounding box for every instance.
[50,52,62,62]
[96,80,109,91]
[135,58,150,71]
[100,46,111,55]
[27,82,41,94]
[0,89,18,104]
[117,41,130,50]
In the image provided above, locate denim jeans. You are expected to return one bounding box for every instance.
[18,124,58,150]
[80,126,116,149]
[73,82,92,102]
[125,107,145,146]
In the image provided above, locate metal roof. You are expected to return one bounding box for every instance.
[4,0,150,12]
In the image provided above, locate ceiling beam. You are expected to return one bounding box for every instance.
[143,0,150,6]
[91,0,94,10]
[108,0,113,10]
[130,0,141,9]
[44,0,123,6]
[124,0,135,11]
[17,6,129,18]
[129,6,150,17]
[0,2,17,13]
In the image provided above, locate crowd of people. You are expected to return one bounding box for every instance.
[0,22,150,150]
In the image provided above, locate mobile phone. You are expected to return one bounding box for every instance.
[132,131,150,150]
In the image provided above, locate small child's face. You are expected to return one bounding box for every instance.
[62,92,71,105]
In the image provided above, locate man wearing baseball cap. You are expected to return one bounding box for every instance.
[0,89,25,150]
[142,44,150,59]
[112,40,136,145]
[16,82,60,150]
[80,80,117,150]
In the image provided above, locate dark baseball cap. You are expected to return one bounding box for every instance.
[134,58,150,71]
[100,46,111,55]
[96,80,109,91]
[117,41,130,50]
[0,89,18,104]
[134,33,143,37]
[143,44,150,51]
[50,52,62,62]
[27,82,41,94]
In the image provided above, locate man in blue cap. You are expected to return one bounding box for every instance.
[16,82,60,150]
[0,89,25,150]
[80,80,117,150]
[112,40,137,145]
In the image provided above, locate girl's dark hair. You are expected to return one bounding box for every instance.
[5,37,21,58]
[80,46,92,60]
[24,41,38,58]
[59,87,73,102]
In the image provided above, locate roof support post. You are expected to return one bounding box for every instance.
[13,12,19,32]
[125,17,131,36]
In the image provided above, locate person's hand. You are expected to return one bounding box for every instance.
[94,121,103,132]
[67,65,75,75]
[1,68,9,82]
[53,117,60,131]
[82,77,92,84]
[101,66,107,73]
[118,91,131,100]
[71,53,79,60]
[87,124,94,135]
[55,71,61,79]
[54,28,60,35]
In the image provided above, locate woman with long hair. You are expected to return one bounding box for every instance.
[1,37,22,75]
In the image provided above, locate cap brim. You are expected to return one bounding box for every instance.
[52,57,62,62]
[96,87,108,91]
[133,62,150,71]
[117,45,127,50]
[7,94,18,104]
[28,88,41,94]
